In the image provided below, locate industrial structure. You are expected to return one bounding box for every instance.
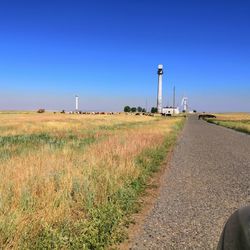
[181,97,188,112]
[157,64,180,115]
[162,107,180,115]
[157,64,163,113]
[75,95,79,111]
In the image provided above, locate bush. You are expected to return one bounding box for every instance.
[37,109,45,113]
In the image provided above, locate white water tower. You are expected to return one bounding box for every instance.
[157,64,163,113]
[75,95,79,111]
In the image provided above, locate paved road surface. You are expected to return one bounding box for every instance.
[132,115,250,249]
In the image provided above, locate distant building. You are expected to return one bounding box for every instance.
[162,107,180,115]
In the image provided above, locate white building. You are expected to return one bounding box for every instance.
[162,107,180,115]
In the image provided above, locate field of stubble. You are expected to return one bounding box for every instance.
[0,113,183,249]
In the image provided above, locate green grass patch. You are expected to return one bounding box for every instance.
[0,133,99,161]
[206,119,250,135]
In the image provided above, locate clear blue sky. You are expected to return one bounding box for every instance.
[0,0,249,112]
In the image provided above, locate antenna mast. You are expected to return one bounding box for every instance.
[173,85,176,116]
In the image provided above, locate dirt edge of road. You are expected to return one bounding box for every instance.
[116,125,185,250]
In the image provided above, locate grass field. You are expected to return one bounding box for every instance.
[206,113,250,134]
[0,113,184,249]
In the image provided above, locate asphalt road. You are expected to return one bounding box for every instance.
[132,115,250,249]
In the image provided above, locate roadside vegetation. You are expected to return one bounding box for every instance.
[206,113,250,134]
[0,113,184,249]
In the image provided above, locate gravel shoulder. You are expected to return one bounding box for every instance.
[131,115,250,249]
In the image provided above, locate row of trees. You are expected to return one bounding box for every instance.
[124,106,146,112]
[124,106,158,113]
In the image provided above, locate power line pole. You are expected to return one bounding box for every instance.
[173,85,176,116]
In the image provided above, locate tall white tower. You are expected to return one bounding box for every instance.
[75,95,79,111]
[157,64,163,113]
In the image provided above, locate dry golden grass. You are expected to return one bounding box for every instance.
[214,113,250,121]
[0,113,183,248]
[0,113,156,136]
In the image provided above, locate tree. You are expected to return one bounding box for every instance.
[142,108,146,113]
[131,107,137,112]
[151,107,157,113]
[137,106,142,112]
[124,106,131,112]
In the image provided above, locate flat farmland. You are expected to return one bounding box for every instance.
[207,113,250,134]
[0,113,183,249]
